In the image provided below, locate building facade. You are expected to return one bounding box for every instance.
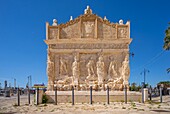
[44,6,132,91]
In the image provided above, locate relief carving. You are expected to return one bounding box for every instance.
[97,56,105,85]
[118,27,128,38]
[72,55,80,85]
[60,22,80,39]
[49,28,58,39]
[52,43,128,49]
[121,55,130,85]
[108,60,118,80]
[86,57,96,80]
[82,21,94,38]
[47,51,55,91]
[46,7,131,91]
[59,57,68,76]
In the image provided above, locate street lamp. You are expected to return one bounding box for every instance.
[140,68,150,88]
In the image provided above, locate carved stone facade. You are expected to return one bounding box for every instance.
[45,6,132,91]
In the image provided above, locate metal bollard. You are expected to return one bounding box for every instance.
[55,87,57,105]
[36,88,39,105]
[124,85,127,104]
[149,86,152,101]
[28,88,30,104]
[72,86,74,105]
[107,86,109,104]
[17,88,20,106]
[90,86,92,104]
[160,87,162,103]
[142,88,144,103]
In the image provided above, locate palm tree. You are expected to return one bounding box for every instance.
[167,68,170,73]
[163,23,170,73]
[163,23,170,50]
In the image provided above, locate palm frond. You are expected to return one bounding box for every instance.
[167,68,170,73]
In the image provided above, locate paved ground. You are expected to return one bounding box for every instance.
[0,95,170,114]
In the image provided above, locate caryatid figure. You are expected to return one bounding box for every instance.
[47,54,54,91]
[97,56,105,85]
[121,55,130,85]
[72,56,80,85]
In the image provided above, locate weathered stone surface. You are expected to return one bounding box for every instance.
[45,6,132,91]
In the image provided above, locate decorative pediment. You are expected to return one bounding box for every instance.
[46,6,130,42]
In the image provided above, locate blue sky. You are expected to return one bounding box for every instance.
[0,0,170,88]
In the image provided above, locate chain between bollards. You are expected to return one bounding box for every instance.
[90,86,92,105]
[72,86,74,105]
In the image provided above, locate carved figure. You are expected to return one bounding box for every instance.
[84,22,94,37]
[108,60,118,80]
[51,29,57,39]
[121,55,130,85]
[72,56,80,85]
[118,28,127,38]
[59,57,68,75]
[86,57,96,80]
[97,56,105,85]
[57,76,73,91]
[47,54,54,91]
[107,77,124,91]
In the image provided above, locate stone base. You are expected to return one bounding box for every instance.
[45,91,142,103]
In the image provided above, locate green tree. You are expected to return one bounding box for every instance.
[163,23,170,73]
[163,23,170,50]
[130,82,137,91]
[158,81,170,86]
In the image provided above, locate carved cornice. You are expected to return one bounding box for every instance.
[49,43,129,49]
[44,38,132,45]
[51,13,117,28]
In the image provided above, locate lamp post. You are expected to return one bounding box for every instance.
[140,68,149,88]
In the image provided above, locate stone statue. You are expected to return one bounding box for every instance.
[47,54,54,91]
[108,60,118,80]
[84,5,92,14]
[52,19,58,26]
[86,57,96,80]
[59,57,68,75]
[97,56,105,85]
[121,55,130,85]
[72,56,80,85]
